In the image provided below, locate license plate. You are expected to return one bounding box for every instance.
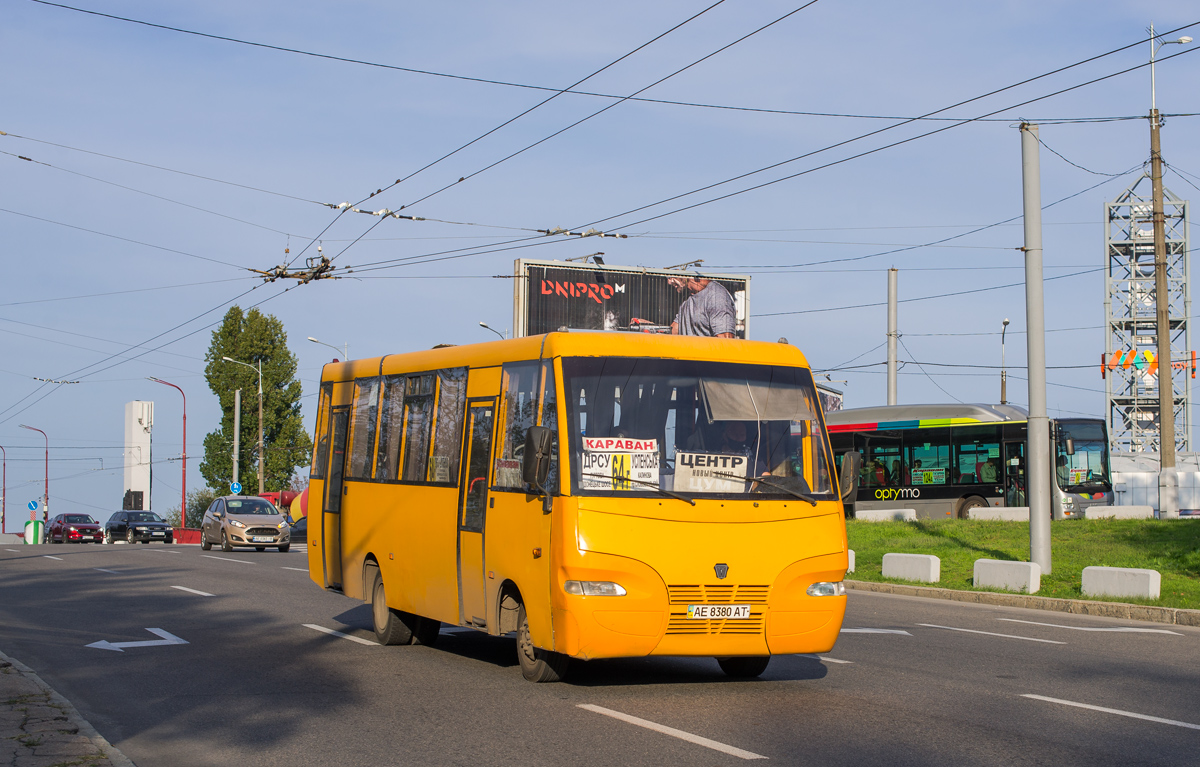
[152,532,165,536]
[687,604,751,620]
[252,536,274,542]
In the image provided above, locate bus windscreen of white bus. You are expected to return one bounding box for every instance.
[1055,420,1110,491]
[561,357,834,501]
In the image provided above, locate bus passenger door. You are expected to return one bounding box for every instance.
[322,406,350,590]
[458,401,495,627]
[1003,441,1025,507]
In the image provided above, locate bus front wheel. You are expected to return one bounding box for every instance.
[957,496,989,519]
[717,656,770,678]
[370,569,414,646]
[516,603,568,682]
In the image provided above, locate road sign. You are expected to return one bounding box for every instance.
[230,482,242,495]
[27,500,38,511]
[86,628,188,652]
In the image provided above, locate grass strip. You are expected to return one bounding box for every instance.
[846,518,1200,609]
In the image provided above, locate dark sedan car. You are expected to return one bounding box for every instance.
[105,511,174,544]
[289,515,307,544]
[47,514,103,544]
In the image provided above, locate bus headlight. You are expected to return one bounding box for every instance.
[564,580,627,596]
[807,581,846,597]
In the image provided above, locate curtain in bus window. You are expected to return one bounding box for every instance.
[495,362,540,490]
[428,367,467,484]
[952,425,1001,485]
[346,378,380,480]
[375,375,405,481]
[904,428,951,486]
[699,377,814,423]
[311,383,333,479]
[402,374,436,482]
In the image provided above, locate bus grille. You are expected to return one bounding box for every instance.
[665,584,770,636]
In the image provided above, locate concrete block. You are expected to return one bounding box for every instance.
[968,507,1028,521]
[973,558,1041,594]
[882,553,939,583]
[0,533,22,545]
[847,549,855,574]
[1085,505,1155,520]
[1081,566,1160,600]
[855,508,917,523]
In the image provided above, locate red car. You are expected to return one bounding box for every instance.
[47,514,104,544]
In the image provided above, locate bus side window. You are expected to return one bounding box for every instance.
[346,377,381,480]
[375,375,406,481]
[311,383,333,479]
[495,362,541,490]
[428,368,467,484]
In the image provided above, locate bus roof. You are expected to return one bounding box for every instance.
[824,403,1030,433]
[318,332,813,382]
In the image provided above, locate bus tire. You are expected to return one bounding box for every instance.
[370,569,414,646]
[413,617,441,647]
[717,656,771,678]
[516,602,568,682]
[957,496,989,519]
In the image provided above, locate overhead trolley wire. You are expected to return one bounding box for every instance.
[26,2,1196,126]
[569,22,1200,233]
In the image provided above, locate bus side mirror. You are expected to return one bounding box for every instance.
[839,451,862,501]
[1064,438,1075,456]
[522,426,554,494]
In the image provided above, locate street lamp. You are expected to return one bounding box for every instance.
[0,444,6,535]
[307,336,347,361]
[148,378,186,523]
[222,356,265,495]
[1000,318,1010,405]
[18,425,48,524]
[479,322,505,340]
[1149,24,1192,112]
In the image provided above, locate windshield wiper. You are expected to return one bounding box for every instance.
[580,473,696,506]
[707,471,818,506]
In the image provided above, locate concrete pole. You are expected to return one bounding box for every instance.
[1150,107,1179,517]
[1020,123,1052,574]
[233,389,241,487]
[887,268,898,405]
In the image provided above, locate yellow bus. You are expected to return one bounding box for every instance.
[307,332,857,682]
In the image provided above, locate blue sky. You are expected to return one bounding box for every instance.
[2,0,1198,525]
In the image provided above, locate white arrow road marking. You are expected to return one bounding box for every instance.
[303,624,376,646]
[578,704,767,760]
[201,555,256,565]
[43,555,63,561]
[841,628,912,635]
[87,628,188,652]
[1023,694,1200,731]
[171,586,214,597]
[799,654,853,664]
[94,568,120,574]
[918,624,1066,644]
[999,618,1181,635]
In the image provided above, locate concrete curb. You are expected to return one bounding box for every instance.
[846,579,1200,627]
[0,646,136,767]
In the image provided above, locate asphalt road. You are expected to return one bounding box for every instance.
[2,542,1198,766]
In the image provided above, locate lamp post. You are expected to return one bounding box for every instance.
[479,322,505,340]
[0,445,6,535]
[1147,25,1191,505]
[18,425,48,524]
[307,336,347,361]
[1000,318,1010,405]
[222,356,264,495]
[148,378,186,523]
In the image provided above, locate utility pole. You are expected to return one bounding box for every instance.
[1151,105,1179,516]
[887,268,898,405]
[1020,123,1051,574]
[1000,318,1010,404]
[233,389,241,487]
[257,361,265,495]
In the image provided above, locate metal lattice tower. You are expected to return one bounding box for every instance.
[1104,173,1191,453]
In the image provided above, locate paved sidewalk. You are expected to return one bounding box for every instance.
[1,651,134,767]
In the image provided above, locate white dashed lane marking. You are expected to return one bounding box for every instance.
[94,568,120,574]
[841,628,912,635]
[799,654,853,664]
[1023,694,1200,731]
[43,555,63,561]
[171,586,215,597]
[303,624,376,646]
[999,618,1181,635]
[578,704,767,760]
[200,555,256,565]
[918,624,1066,644]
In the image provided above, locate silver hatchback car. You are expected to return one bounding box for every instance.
[200,496,291,552]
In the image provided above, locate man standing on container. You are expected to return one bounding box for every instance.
[670,276,736,338]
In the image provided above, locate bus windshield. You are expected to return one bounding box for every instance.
[1055,419,1111,492]
[561,357,834,501]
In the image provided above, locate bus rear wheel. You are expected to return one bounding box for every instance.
[370,569,414,646]
[957,496,989,519]
[516,603,568,682]
[717,656,770,678]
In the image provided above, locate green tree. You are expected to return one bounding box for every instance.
[198,306,312,493]
[166,487,219,529]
